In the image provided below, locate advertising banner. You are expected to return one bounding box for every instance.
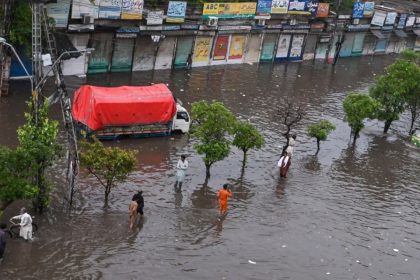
[271,0,289,14]
[397,14,407,29]
[147,10,164,25]
[71,0,99,19]
[406,16,416,28]
[288,0,310,15]
[371,11,386,27]
[352,1,364,19]
[228,35,245,60]
[47,0,71,28]
[316,2,329,18]
[167,1,187,23]
[384,12,397,25]
[99,0,122,19]
[122,0,144,19]
[213,36,229,60]
[289,34,305,59]
[202,2,256,19]
[308,0,319,16]
[363,2,374,18]
[193,37,212,62]
[276,34,291,59]
[256,0,272,16]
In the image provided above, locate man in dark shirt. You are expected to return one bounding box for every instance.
[134,191,144,220]
[0,223,7,263]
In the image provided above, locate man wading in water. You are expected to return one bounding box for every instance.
[174,155,188,191]
[129,195,138,230]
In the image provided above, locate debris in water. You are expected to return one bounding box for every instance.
[393,249,399,252]
[281,245,287,248]
[180,89,184,92]
[326,272,331,275]
[248,260,256,264]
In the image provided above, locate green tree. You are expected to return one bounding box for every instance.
[9,0,32,55]
[307,120,336,154]
[233,121,264,167]
[343,93,377,145]
[399,51,420,134]
[0,146,38,207]
[191,101,237,178]
[17,100,61,212]
[80,139,137,204]
[369,60,416,134]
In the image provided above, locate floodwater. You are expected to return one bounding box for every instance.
[1,56,420,280]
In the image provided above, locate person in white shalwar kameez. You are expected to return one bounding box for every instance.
[11,208,33,241]
[175,155,188,190]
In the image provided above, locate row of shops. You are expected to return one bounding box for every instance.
[59,27,419,76]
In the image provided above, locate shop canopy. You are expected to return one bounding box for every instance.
[72,84,177,131]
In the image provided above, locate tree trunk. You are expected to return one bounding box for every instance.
[242,150,247,169]
[104,185,111,205]
[352,130,359,145]
[383,119,393,134]
[316,139,320,155]
[409,107,417,135]
[205,164,211,179]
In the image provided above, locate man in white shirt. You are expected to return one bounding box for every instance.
[175,155,188,190]
[11,207,33,241]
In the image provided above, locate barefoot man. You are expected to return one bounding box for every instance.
[217,183,232,216]
[129,195,138,230]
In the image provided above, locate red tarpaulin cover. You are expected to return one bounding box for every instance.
[72,84,177,131]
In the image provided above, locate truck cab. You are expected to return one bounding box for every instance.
[172,103,191,133]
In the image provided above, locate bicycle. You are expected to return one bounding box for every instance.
[5,216,38,239]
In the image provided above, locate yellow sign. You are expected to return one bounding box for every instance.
[228,35,245,59]
[202,2,256,18]
[193,37,212,62]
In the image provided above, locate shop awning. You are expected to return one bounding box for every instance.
[414,29,420,36]
[54,33,80,60]
[371,29,389,39]
[394,29,408,38]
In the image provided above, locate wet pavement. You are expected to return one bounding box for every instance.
[0,56,420,279]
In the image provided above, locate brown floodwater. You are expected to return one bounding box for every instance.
[1,56,420,280]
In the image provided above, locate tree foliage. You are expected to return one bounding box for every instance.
[191,100,237,178]
[343,93,377,144]
[9,0,32,55]
[0,147,38,207]
[233,121,264,165]
[17,100,61,212]
[307,120,336,154]
[80,138,137,204]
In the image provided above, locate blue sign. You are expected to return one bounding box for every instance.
[352,1,364,19]
[167,1,187,22]
[288,0,310,15]
[397,14,407,29]
[257,0,272,14]
[308,0,319,16]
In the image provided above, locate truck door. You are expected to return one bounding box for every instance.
[173,111,190,133]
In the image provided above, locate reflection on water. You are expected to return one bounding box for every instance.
[1,56,420,279]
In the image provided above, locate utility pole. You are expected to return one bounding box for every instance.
[326,0,342,65]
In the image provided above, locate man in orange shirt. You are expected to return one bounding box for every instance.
[217,183,232,216]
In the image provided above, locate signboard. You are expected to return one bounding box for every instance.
[193,37,212,62]
[213,35,229,60]
[288,0,310,15]
[371,11,386,27]
[167,1,187,23]
[406,16,416,28]
[352,1,364,19]
[276,34,291,58]
[228,35,245,59]
[147,10,164,25]
[397,14,407,29]
[99,0,122,19]
[316,3,329,18]
[384,12,397,26]
[289,34,305,59]
[202,2,256,19]
[122,0,144,20]
[363,2,374,18]
[256,0,272,17]
[308,0,319,16]
[47,0,71,28]
[71,0,99,19]
[271,0,289,14]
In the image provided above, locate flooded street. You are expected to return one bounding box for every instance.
[1,56,420,279]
